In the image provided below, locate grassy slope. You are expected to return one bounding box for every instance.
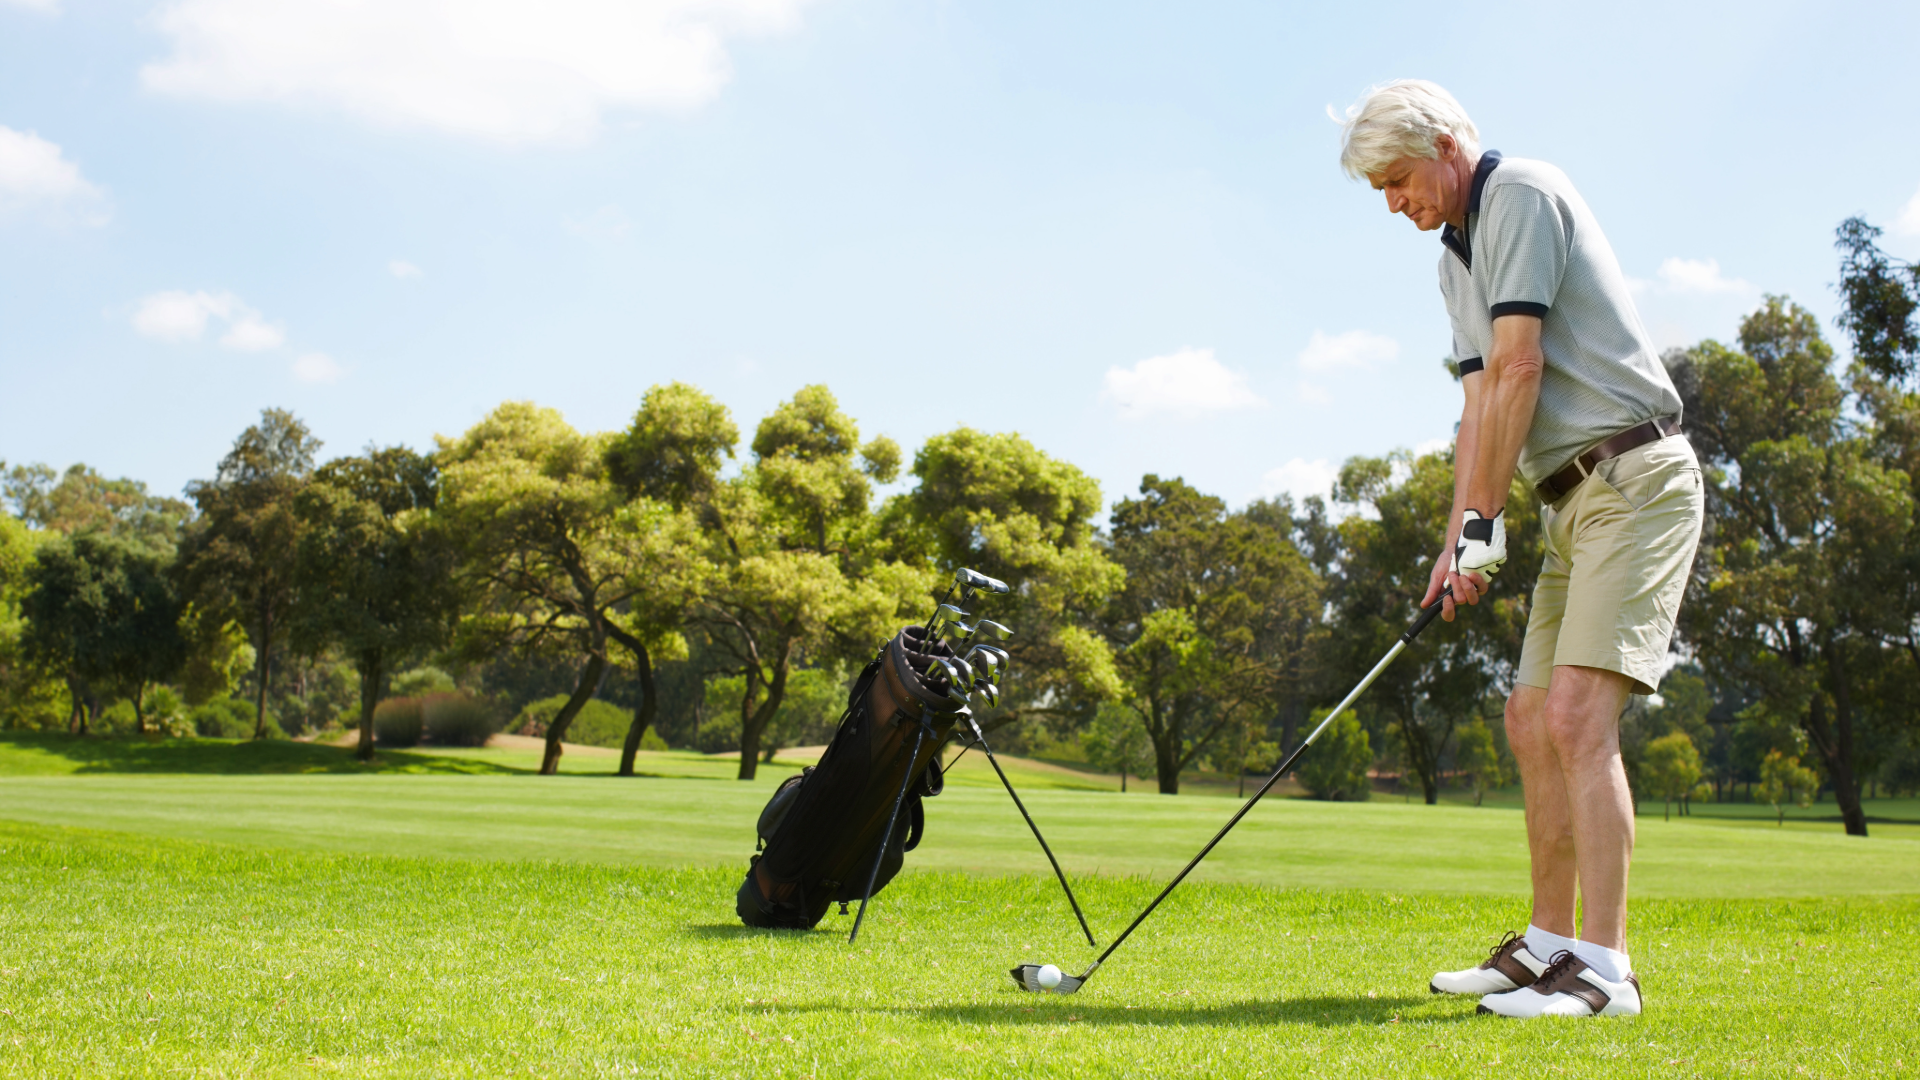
[1,821,1913,1079]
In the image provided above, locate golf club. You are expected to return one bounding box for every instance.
[1011,587,1454,994]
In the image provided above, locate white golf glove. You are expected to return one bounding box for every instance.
[1452,508,1507,578]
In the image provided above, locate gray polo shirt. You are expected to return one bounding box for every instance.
[1439,151,1682,484]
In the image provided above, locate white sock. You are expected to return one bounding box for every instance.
[1573,939,1631,983]
[1525,924,1578,962]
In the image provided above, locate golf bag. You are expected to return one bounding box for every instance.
[736,624,967,930]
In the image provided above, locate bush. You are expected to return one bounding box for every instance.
[373,697,424,747]
[190,697,280,739]
[421,693,496,747]
[513,695,664,750]
[392,666,457,697]
[1296,708,1372,801]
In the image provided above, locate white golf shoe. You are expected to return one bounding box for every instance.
[1429,931,1549,995]
[1477,952,1643,1018]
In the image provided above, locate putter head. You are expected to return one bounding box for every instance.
[1011,964,1084,994]
[956,568,1011,595]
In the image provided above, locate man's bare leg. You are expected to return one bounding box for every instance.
[1505,683,1576,937]
[1542,664,1636,951]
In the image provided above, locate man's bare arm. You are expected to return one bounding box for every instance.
[1423,367,1483,620]
[1446,314,1543,603]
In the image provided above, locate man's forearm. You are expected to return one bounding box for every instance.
[1465,315,1544,512]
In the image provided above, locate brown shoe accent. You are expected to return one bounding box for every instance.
[1526,951,1638,1014]
[1482,931,1541,988]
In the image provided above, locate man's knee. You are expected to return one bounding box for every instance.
[1504,686,1548,750]
[1541,678,1626,761]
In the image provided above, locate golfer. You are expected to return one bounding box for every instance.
[1338,81,1703,1018]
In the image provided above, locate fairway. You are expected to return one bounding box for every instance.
[3,739,1918,1078]
[2,821,1915,1079]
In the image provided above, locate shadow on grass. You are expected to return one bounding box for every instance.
[764,994,1458,1028]
[0,732,524,776]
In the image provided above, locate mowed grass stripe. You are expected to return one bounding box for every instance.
[0,821,1914,1079]
[1,773,1914,897]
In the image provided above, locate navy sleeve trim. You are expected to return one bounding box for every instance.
[1490,301,1549,320]
[1457,357,1485,375]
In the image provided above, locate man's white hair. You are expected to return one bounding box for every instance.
[1337,80,1481,180]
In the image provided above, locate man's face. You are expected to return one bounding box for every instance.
[1369,137,1465,232]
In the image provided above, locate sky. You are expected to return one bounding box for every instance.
[3,0,1919,514]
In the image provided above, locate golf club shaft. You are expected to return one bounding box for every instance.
[969,719,1098,948]
[1075,587,1453,981]
[849,722,930,944]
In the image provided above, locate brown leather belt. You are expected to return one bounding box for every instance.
[1535,416,1684,504]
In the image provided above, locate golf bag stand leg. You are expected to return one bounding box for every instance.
[965,715,1097,947]
[848,722,930,945]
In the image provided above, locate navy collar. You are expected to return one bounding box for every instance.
[1441,150,1503,269]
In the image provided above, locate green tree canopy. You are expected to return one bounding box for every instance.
[3,462,193,547]
[21,531,187,733]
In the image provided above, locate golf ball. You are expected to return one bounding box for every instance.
[1037,964,1062,989]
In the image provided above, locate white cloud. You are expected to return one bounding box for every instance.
[1298,329,1398,372]
[1895,186,1920,237]
[140,0,815,146]
[291,352,345,383]
[0,125,108,224]
[219,314,286,351]
[1412,436,1451,457]
[388,259,423,279]
[1296,381,1332,407]
[1261,458,1339,502]
[1102,347,1266,420]
[1645,257,1754,295]
[131,289,287,351]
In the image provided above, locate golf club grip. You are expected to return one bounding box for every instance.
[1083,588,1450,972]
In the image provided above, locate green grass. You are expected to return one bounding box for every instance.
[1,821,1914,1079]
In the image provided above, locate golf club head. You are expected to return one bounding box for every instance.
[923,657,972,704]
[969,681,999,708]
[946,656,975,688]
[1010,965,1084,994]
[963,647,1001,679]
[956,568,1011,595]
[966,644,1009,674]
[970,619,1013,642]
[930,604,970,635]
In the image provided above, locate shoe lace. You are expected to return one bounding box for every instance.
[1485,930,1522,963]
[1533,949,1582,988]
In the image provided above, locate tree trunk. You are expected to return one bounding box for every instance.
[737,647,792,781]
[252,602,274,740]
[611,632,658,778]
[132,683,148,735]
[1805,644,1869,837]
[543,652,609,776]
[355,647,383,763]
[1152,729,1181,794]
[1396,709,1441,805]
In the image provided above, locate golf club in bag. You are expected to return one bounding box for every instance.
[1012,587,1453,994]
[736,568,1094,947]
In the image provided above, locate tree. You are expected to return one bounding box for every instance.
[2,462,192,547]
[1295,707,1372,801]
[1323,448,1541,804]
[291,447,456,761]
[1454,718,1508,807]
[439,402,703,776]
[1080,703,1151,792]
[880,427,1127,738]
[1642,731,1703,821]
[1672,298,1912,836]
[1757,749,1820,826]
[603,382,733,775]
[1834,217,1920,384]
[0,514,65,729]
[179,410,320,739]
[694,386,925,780]
[21,531,187,733]
[1099,476,1321,794]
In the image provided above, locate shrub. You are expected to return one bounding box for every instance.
[392,666,457,698]
[190,697,280,739]
[421,693,496,747]
[373,697,424,747]
[1296,708,1372,801]
[513,695,663,749]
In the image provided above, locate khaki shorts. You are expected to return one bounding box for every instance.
[1516,433,1704,695]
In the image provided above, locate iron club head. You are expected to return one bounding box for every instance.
[1011,964,1086,994]
[969,619,1013,642]
[970,681,999,708]
[928,604,970,636]
[923,657,972,704]
[965,644,1009,674]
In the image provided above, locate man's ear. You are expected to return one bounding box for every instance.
[1434,133,1457,161]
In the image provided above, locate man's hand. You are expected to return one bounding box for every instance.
[1423,537,1488,623]
[1453,508,1508,577]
